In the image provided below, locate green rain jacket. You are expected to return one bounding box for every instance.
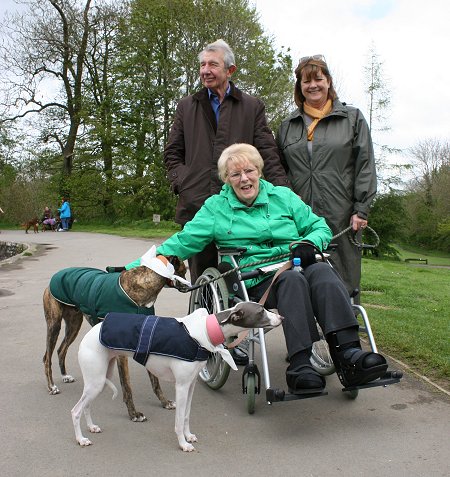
[157,179,332,289]
[277,100,377,294]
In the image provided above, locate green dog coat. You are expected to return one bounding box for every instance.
[49,267,153,326]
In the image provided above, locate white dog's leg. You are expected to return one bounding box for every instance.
[72,325,111,446]
[83,400,103,434]
[71,397,86,444]
[173,364,202,452]
[174,381,192,451]
[183,378,198,444]
[72,379,106,446]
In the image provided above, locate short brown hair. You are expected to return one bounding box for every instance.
[293,58,337,108]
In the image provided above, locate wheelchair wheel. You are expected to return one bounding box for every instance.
[245,374,256,415]
[310,323,336,376]
[189,267,231,390]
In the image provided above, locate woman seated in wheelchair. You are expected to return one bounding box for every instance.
[157,143,388,394]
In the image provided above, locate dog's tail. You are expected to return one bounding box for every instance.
[105,379,118,400]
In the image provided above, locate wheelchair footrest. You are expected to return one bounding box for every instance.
[266,387,328,403]
[342,370,403,393]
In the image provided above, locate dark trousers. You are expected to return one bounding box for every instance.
[248,262,358,359]
[187,242,218,284]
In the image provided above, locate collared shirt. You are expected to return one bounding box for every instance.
[208,84,231,124]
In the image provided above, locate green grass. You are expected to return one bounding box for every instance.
[394,243,450,266]
[361,258,449,386]
[0,219,181,238]
[73,221,181,238]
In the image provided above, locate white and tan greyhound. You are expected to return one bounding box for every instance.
[71,301,283,452]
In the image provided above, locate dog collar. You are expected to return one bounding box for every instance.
[157,256,175,287]
[206,314,225,346]
[139,246,191,287]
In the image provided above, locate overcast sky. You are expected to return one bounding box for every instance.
[253,0,450,159]
[1,0,449,162]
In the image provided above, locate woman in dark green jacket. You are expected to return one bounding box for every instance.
[277,56,377,302]
[157,144,387,393]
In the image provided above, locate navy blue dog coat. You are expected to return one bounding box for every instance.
[100,312,210,366]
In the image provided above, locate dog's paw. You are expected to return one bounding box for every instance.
[163,400,176,410]
[186,433,197,443]
[78,437,93,447]
[49,385,60,395]
[88,425,102,434]
[131,413,147,422]
[180,443,196,452]
[62,374,75,383]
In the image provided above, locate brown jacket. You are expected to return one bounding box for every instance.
[164,82,290,224]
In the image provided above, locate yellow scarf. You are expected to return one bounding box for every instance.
[303,99,333,141]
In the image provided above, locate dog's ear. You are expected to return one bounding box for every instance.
[167,256,187,277]
[221,308,243,324]
[168,256,183,272]
[167,256,180,267]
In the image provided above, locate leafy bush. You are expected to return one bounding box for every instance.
[434,220,450,252]
[368,192,408,258]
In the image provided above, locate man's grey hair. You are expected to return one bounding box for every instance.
[198,39,236,68]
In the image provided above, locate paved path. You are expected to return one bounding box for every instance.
[0,230,448,477]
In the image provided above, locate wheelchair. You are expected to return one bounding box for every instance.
[188,246,402,414]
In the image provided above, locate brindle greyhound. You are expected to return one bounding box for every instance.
[43,250,187,422]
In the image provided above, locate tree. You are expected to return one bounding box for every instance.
[364,44,390,135]
[409,138,450,207]
[363,43,403,190]
[78,1,124,218]
[367,192,408,258]
[0,123,19,219]
[404,138,450,251]
[0,120,57,222]
[0,0,293,222]
[0,0,93,177]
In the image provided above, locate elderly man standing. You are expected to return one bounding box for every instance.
[165,39,290,283]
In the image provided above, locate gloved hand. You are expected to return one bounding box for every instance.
[291,243,317,268]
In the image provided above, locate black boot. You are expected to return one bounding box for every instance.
[327,328,388,387]
[286,349,325,394]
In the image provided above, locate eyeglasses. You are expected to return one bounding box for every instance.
[299,54,326,63]
[228,168,258,181]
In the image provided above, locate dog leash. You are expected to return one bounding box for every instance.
[333,225,380,249]
[180,227,379,294]
[226,261,292,349]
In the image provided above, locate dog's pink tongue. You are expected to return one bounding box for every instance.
[206,314,225,346]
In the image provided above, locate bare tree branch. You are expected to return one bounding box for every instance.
[0,0,93,176]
